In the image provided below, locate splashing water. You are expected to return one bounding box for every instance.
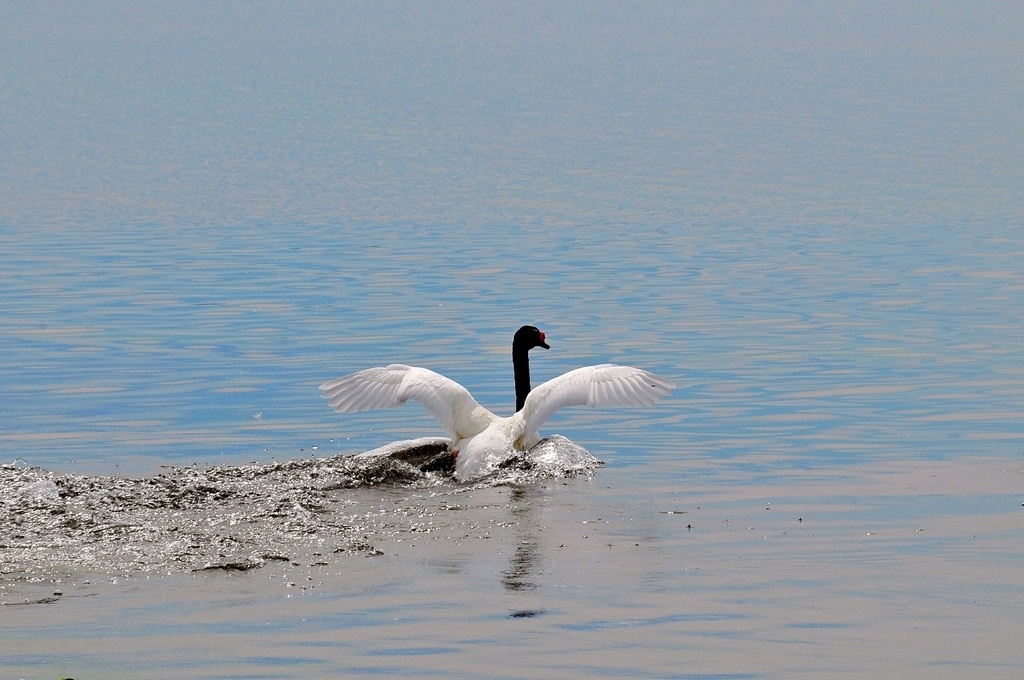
[0,437,601,593]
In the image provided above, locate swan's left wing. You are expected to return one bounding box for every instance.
[319,364,492,442]
[520,364,674,436]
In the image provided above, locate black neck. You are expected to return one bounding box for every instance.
[513,345,531,412]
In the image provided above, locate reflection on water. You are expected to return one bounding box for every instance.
[500,487,540,593]
[6,457,1019,679]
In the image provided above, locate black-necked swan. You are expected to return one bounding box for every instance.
[319,326,674,480]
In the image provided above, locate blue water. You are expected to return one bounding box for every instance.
[2,4,1023,678]
[3,219,1020,474]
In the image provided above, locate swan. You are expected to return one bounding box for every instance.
[319,326,674,480]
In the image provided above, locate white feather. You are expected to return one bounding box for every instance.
[320,362,674,481]
[517,364,675,449]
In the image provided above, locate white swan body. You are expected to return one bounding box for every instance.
[320,362,674,480]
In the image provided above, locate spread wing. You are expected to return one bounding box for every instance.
[519,364,674,439]
[319,364,492,441]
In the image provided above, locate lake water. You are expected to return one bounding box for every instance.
[2,4,1023,679]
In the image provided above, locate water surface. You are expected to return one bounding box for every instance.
[2,4,1023,679]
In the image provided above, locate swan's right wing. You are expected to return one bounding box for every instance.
[319,364,490,440]
[520,364,675,436]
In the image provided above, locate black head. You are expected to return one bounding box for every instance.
[513,325,550,351]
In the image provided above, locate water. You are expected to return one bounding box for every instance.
[2,4,1023,678]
